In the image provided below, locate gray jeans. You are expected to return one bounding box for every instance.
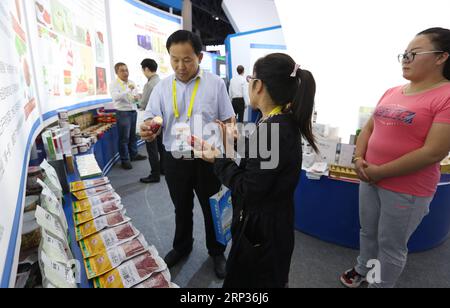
[355,182,433,288]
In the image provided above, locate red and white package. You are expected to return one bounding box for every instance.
[133,270,172,288]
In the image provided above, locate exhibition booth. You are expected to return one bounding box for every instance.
[0,0,449,289]
[0,0,186,288]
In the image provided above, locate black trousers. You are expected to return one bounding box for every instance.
[164,152,226,256]
[145,134,165,177]
[232,98,246,123]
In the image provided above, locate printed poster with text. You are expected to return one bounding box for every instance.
[108,0,182,89]
[25,0,112,116]
[0,0,40,281]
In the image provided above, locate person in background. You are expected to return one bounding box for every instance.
[139,58,164,184]
[193,53,318,288]
[341,27,450,289]
[229,65,248,123]
[140,30,236,279]
[110,63,147,170]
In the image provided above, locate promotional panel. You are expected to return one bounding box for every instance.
[25,0,112,118]
[107,0,182,89]
[0,0,41,282]
[249,43,287,73]
[200,51,218,75]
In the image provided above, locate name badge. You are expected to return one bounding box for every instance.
[173,122,192,153]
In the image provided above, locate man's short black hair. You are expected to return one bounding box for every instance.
[114,62,127,74]
[141,58,158,72]
[166,30,203,55]
[237,65,245,75]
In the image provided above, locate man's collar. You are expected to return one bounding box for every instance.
[174,68,203,83]
[148,74,159,81]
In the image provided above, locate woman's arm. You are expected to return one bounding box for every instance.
[354,117,374,182]
[366,123,450,182]
[214,126,292,198]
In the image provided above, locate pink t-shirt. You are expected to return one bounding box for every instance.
[365,83,450,197]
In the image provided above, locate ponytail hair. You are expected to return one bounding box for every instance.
[292,69,317,152]
[253,53,318,152]
[418,27,450,79]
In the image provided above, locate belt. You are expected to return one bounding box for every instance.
[169,150,195,161]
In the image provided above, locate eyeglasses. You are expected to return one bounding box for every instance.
[246,75,260,83]
[397,51,444,63]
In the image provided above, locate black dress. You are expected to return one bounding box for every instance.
[214,113,302,288]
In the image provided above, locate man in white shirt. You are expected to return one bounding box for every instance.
[110,63,147,170]
[229,65,248,123]
[140,30,235,280]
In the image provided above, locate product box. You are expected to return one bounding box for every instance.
[209,187,232,246]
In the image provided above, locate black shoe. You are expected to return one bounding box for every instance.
[131,154,147,161]
[121,162,133,170]
[140,175,160,184]
[164,249,191,268]
[212,255,227,279]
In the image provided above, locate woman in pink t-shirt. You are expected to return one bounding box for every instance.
[341,28,450,288]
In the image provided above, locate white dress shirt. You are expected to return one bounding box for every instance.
[110,78,138,111]
[229,74,250,106]
[144,70,235,153]
[229,75,247,99]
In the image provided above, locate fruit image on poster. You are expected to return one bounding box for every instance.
[25,0,111,116]
[0,0,41,284]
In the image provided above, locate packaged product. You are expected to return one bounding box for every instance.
[79,223,139,259]
[21,211,41,251]
[40,160,63,200]
[40,229,71,264]
[93,247,166,288]
[73,201,123,226]
[72,191,120,213]
[75,211,130,241]
[84,235,149,279]
[133,270,172,288]
[38,179,68,233]
[72,184,114,201]
[39,250,77,289]
[35,206,68,245]
[70,177,110,192]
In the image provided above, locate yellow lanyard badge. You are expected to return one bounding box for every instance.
[268,106,284,117]
[117,79,127,91]
[172,78,201,121]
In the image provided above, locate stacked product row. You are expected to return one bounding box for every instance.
[70,158,177,288]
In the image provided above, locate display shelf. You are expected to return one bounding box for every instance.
[295,170,450,253]
[64,170,94,289]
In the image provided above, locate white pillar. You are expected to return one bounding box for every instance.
[182,0,192,31]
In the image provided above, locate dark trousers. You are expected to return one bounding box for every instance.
[164,152,226,256]
[145,134,165,177]
[116,110,138,162]
[232,98,246,123]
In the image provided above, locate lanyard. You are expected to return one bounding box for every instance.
[117,78,127,91]
[172,78,201,121]
[258,106,284,126]
[268,106,283,116]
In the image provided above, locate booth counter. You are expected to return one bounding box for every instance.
[295,171,450,253]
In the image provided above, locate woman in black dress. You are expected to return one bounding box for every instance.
[195,53,317,288]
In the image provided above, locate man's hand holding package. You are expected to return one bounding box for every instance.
[140,117,163,142]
